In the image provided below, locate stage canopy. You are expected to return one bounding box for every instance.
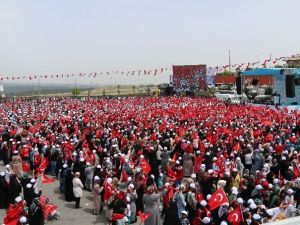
[242,68,300,77]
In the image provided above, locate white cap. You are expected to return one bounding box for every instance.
[247,199,254,205]
[256,184,263,190]
[107,177,113,184]
[5,164,11,169]
[15,196,22,203]
[206,194,211,200]
[86,162,91,166]
[220,222,228,225]
[30,178,36,183]
[128,177,132,182]
[19,216,27,223]
[80,158,84,162]
[94,176,100,181]
[129,184,134,189]
[266,209,274,216]
[287,188,294,194]
[232,189,238,195]
[96,165,101,169]
[63,164,67,168]
[273,178,279,184]
[191,173,196,178]
[26,183,32,188]
[253,214,261,220]
[190,183,196,189]
[181,210,188,216]
[176,160,180,165]
[165,182,170,187]
[237,198,243,204]
[203,217,210,224]
[250,203,257,209]
[200,200,207,206]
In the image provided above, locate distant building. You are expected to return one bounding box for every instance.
[283,54,300,68]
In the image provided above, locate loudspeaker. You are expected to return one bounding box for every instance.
[252,78,259,85]
[286,75,295,98]
[236,76,242,95]
[165,86,174,96]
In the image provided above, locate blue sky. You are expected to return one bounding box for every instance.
[0,0,300,85]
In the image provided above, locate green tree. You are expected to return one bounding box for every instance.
[71,88,80,96]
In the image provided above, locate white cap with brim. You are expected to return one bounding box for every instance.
[30,178,36,183]
[253,214,261,220]
[266,209,274,216]
[203,217,210,224]
[200,200,207,206]
[181,211,188,216]
[15,196,22,203]
[19,216,27,223]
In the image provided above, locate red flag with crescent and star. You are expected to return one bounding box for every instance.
[103,180,114,201]
[138,210,151,223]
[139,158,151,175]
[208,188,228,210]
[228,205,243,225]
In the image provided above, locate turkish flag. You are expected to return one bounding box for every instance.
[42,174,55,184]
[232,142,240,152]
[166,166,177,181]
[138,210,151,222]
[294,167,300,179]
[103,181,113,201]
[121,168,128,182]
[139,158,151,175]
[228,205,243,225]
[208,188,228,210]
[112,213,125,221]
[22,161,30,172]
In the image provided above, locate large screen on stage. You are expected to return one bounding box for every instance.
[172,65,206,91]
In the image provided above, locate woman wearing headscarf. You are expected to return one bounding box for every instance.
[73,172,84,208]
[143,185,167,225]
[93,176,103,215]
[64,165,75,202]
[11,151,23,178]
[28,197,45,225]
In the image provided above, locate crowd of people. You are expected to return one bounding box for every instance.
[1,96,300,225]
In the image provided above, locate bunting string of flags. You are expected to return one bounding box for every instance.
[0,54,296,82]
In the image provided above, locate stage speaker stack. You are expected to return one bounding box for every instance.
[251,78,259,85]
[165,85,174,96]
[286,75,296,98]
[236,76,242,95]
